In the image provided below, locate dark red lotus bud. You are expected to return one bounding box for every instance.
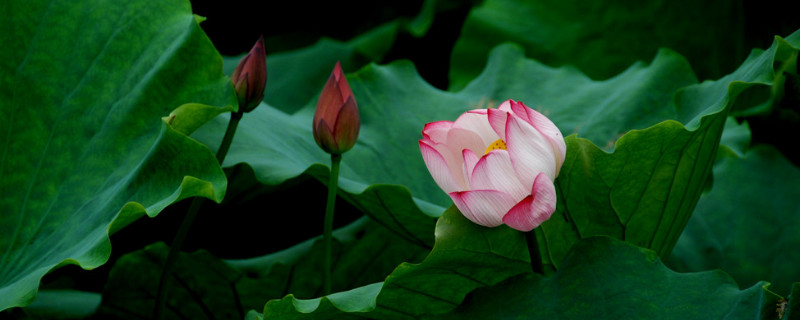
[313,61,360,154]
[231,36,266,113]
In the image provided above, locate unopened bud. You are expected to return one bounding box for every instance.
[231,36,266,113]
[312,61,360,154]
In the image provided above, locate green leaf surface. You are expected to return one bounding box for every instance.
[537,31,800,270]
[718,117,751,158]
[440,237,784,320]
[674,33,800,126]
[728,32,798,117]
[163,103,236,136]
[227,216,428,303]
[261,211,788,319]
[0,0,233,310]
[97,217,427,319]
[98,242,249,319]
[786,284,800,319]
[262,206,530,319]
[22,290,101,319]
[669,145,800,296]
[449,0,745,90]
[461,45,698,150]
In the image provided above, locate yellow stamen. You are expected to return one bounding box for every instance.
[484,139,507,154]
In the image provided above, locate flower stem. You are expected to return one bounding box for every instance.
[323,153,342,295]
[525,230,544,275]
[214,111,243,164]
[154,111,243,319]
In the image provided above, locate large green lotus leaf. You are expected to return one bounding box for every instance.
[787,284,800,319]
[98,242,249,319]
[449,0,744,90]
[460,45,698,149]
[258,211,786,319]
[0,0,233,310]
[21,290,101,319]
[718,117,751,158]
[668,145,800,296]
[226,216,428,304]
[95,217,427,319]
[728,33,799,118]
[261,206,530,319]
[440,237,784,320]
[674,34,800,125]
[537,31,800,270]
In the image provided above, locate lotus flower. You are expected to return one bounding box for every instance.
[231,35,267,113]
[313,61,360,154]
[419,99,566,232]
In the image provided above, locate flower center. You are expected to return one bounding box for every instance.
[484,139,507,154]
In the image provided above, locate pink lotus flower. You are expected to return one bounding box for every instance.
[419,99,566,232]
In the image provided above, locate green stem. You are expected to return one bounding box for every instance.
[154,111,243,319]
[525,230,544,275]
[215,111,243,164]
[323,153,342,295]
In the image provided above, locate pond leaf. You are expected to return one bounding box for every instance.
[96,217,427,319]
[227,216,428,303]
[260,211,787,319]
[718,117,751,158]
[22,290,101,319]
[537,30,800,270]
[98,242,248,319]
[0,0,233,310]
[669,145,800,296]
[441,237,784,320]
[262,206,529,319]
[449,0,745,90]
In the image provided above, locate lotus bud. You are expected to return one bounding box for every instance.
[313,61,360,154]
[231,36,266,113]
